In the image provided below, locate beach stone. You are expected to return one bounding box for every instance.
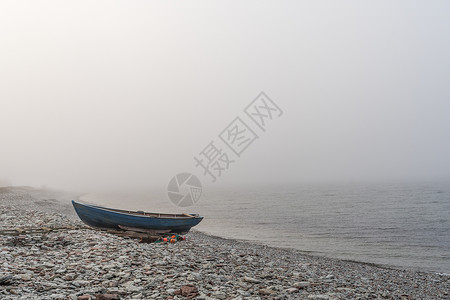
[242,276,260,283]
[213,291,226,299]
[21,274,32,281]
[308,295,329,299]
[259,288,276,295]
[73,280,90,287]
[123,281,142,293]
[187,274,196,281]
[0,275,13,285]
[64,274,76,281]
[94,294,120,300]
[174,284,198,298]
[108,280,119,287]
[286,287,298,293]
[293,281,310,288]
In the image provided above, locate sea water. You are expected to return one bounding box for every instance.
[81,182,450,274]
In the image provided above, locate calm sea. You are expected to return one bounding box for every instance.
[81,182,450,274]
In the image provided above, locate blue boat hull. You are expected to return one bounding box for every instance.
[72,200,203,233]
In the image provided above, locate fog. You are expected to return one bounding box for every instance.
[1,1,450,192]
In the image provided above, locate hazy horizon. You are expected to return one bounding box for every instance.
[1,1,450,192]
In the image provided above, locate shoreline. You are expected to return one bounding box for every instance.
[193,229,450,281]
[197,230,449,276]
[79,186,450,275]
[1,186,449,299]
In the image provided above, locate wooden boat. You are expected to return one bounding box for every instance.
[72,200,203,234]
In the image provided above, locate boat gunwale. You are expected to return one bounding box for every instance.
[73,200,202,220]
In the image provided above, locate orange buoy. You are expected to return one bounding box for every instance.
[170,238,176,243]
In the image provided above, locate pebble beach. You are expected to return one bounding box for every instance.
[0,186,448,300]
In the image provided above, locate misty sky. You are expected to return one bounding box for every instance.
[1,1,450,191]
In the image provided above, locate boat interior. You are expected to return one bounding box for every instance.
[86,203,200,219]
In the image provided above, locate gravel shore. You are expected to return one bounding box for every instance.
[1,186,448,300]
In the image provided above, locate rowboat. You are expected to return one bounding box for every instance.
[71,200,203,234]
